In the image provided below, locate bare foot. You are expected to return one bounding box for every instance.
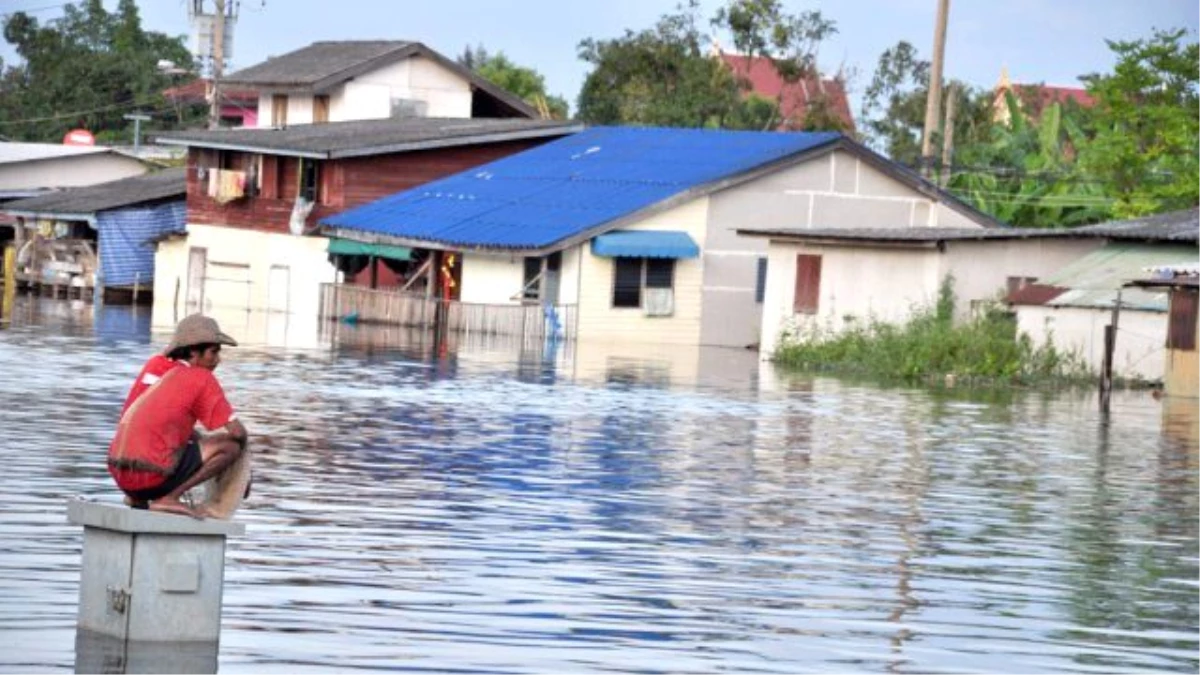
[148,497,204,519]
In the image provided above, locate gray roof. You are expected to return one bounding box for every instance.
[0,141,113,165]
[2,168,185,218]
[1073,208,1199,242]
[222,40,536,118]
[736,225,1093,244]
[153,117,583,159]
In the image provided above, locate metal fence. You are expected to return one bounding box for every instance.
[319,283,577,341]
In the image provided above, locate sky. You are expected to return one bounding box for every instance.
[1,0,1197,118]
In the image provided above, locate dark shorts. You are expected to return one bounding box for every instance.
[124,436,204,502]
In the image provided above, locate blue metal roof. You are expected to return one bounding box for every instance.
[322,126,842,250]
[592,230,700,259]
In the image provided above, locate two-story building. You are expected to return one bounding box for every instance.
[221,40,537,127]
[150,118,581,340]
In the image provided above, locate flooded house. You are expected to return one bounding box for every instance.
[0,142,151,268]
[3,168,185,303]
[738,226,1104,357]
[319,126,1000,348]
[1126,262,1199,398]
[149,117,581,336]
[1008,209,1199,382]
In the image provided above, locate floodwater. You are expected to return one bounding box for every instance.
[0,298,1196,674]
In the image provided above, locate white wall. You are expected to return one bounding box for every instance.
[460,253,525,304]
[758,237,1102,357]
[575,197,709,345]
[152,223,336,327]
[0,154,147,191]
[1017,305,1166,381]
[760,241,940,355]
[942,239,1103,321]
[404,56,473,118]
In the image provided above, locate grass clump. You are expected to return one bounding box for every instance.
[773,276,1092,387]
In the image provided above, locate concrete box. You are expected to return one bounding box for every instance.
[67,500,244,643]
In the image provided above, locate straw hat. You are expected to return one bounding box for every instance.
[164,314,238,354]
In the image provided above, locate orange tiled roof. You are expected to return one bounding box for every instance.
[719,53,855,131]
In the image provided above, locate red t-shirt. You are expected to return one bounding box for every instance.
[120,354,182,414]
[108,365,236,492]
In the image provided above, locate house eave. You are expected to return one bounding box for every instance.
[327,124,585,159]
[156,137,328,159]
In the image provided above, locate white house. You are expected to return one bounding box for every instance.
[1009,209,1199,382]
[737,226,1105,357]
[321,127,1004,349]
[220,40,536,127]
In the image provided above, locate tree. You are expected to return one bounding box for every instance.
[458,45,569,120]
[0,0,197,143]
[1077,29,1199,217]
[859,40,992,166]
[577,1,748,127]
[712,0,844,131]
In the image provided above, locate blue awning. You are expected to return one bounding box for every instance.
[591,230,700,259]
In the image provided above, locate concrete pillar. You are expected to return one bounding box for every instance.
[67,500,244,644]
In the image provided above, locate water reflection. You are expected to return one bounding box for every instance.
[74,631,216,674]
[0,300,1195,673]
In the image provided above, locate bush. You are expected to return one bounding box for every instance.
[773,277,1093,386]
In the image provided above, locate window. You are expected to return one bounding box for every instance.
[1167,288,1197,351]
[299,159,320,203]
[793,254,821,314]
[313,95,330,124]
[755,257,768,303]
[613,258,643,307]
[271,94,288,127]
[521,257,542,302]
[612,257,675,308]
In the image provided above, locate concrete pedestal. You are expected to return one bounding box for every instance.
[67,500,244,644]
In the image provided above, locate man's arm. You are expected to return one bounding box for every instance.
[224,418,249,449]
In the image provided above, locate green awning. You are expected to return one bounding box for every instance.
[327,238,413,261]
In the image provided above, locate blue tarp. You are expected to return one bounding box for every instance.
[322,126,842,250]
[96,201,186,287]
[591,230,700,259]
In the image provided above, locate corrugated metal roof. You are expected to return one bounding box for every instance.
[1074,208,1199,242]
[592,231,700,259]
[1036,243,1197,311]
[322,126,842,251]
[738,226,1078,242]
[0,142,111,165]
[3,168,185,217]
[155,118,580,158]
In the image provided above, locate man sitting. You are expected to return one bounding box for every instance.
[108,314,248,518]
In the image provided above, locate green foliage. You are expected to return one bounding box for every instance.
[0,0,198,143]
[576,0,841,131]
[457,45,569,119]
[1077,29,1200,217]
[576,1,750,128]
[948,93,1112,227]
[773,276,1092,387]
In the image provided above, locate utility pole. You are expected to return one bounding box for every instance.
[920,0,951,179]
[939,84,957,188]
[207,0,226,130]
[123,113,151,154]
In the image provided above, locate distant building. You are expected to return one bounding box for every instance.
[221,40,536,128]
[992,67,1095,126]
[718,51,855,132]
[163,78,260,128]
